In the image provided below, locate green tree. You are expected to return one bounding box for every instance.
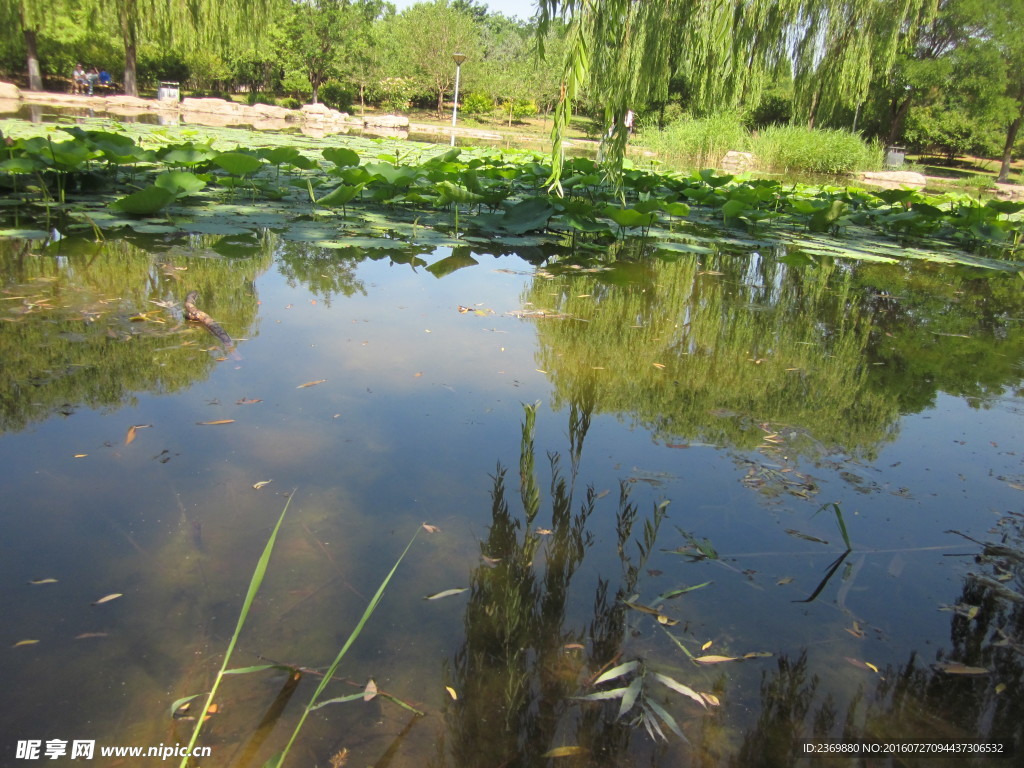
[991,0,1024,182]
[0,0,72,90]
[280,0,380,103]
[537,0,935,183]
[387,0,483,116]
[103,0,272,96]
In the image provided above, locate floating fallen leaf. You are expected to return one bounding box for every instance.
[865,661,880,674]
[74,453,88,458]
[652,362,666,369]
[844,657,882,674]
[236,397,262,405]
[535,527,553,535]
[29,578,58,585]
[252,480,273,490]
[845,621,866,639]
[445,686,458,700]
[652,672,707,707]
[75,632,108,640]
[701,692,721,706]
[777,577,794,585]
[933,662,989,676]
[481,555,501,566]
[91,593,123,606]
[13,639,39,647]
[563,643,585,651]
[995,682,1007,694]
[425,588,468,600]
[657,615,679,626]
[701,640,713,651]
[542,746,589,758]
[421,523,441,533]
[196,419,235,425]
[742,651,773,659]
[124,424,152,445]
[363,679,378,701]
[694,655,739,664]
[207,703,219,714]
[296,379,327,389]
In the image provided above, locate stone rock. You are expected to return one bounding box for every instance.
[252,103,294,120]
[179,97,243,116]
[854,171,927,190]
[0,81,21,100]
[720,150,755,171]
[300,102,333,116]
[365,114,409,129]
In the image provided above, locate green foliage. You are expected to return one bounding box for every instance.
[278,96,301,110]
[370,76,415,112]
[462,91,495,115]
[747,90,793,130]
[319,79,354,112]
[750,125,882,174]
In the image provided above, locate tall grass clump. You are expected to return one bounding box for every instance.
[750,125,882,175]
[636,112,748,169]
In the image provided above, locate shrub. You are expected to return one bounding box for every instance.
[278,96,301,110]
[750,125,882,174]
[462,92,494,116]
[320,80,354,112]
[246,91,276,106]
[371,77,415,112]
[747,91,792,130]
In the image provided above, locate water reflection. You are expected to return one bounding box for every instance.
[0,234,269,433]
[527,248,1024,459]
[0,230,1022,767]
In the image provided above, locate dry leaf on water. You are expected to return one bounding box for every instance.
[296,379,327,389]
[236,397,262,405]
[13,639,39,647]
[75,632,108,640]
[694,654,739,664]
[92,593,123,606]
[124,424,152,445]
[363,679,378,701]
[542,746,589,758]
[445,686,458,700]
[196,419,235,425]
[421,523,441,533]
[28,578,58,585]
[252,480,273,490]
[426,588,468,600]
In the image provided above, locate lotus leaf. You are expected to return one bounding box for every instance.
[109,185,176,215]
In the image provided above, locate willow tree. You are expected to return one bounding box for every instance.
[102,0,273,96]
[537,0,936,183]
[0,0,70,91]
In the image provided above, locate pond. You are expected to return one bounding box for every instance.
[1,119,1023,767]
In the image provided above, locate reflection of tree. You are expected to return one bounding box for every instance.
[527,251,1024,460]
[274,240,367,306]
[438,402,692,768]
[0,233,269,433]
[732,514,1024,766]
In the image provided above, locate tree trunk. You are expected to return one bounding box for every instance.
[23,28,42,91]
[886,93,913,146]
[312,82,319,104]
[996,104,1024,184]
[806,86,820,130]
[123,40,137,96]
[437,89,445,119]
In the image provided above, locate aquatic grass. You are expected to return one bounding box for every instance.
[173,490,421,768]
[636,112,748,170]
[175,492,296,768]
[266,527,422,768]
[749,125,882,175]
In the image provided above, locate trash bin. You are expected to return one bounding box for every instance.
[157,81,180,101]
[885,145,906,169]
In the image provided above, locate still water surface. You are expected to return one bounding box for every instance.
[1,230,1022,766]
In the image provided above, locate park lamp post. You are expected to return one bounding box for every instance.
[450,53,467,147]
